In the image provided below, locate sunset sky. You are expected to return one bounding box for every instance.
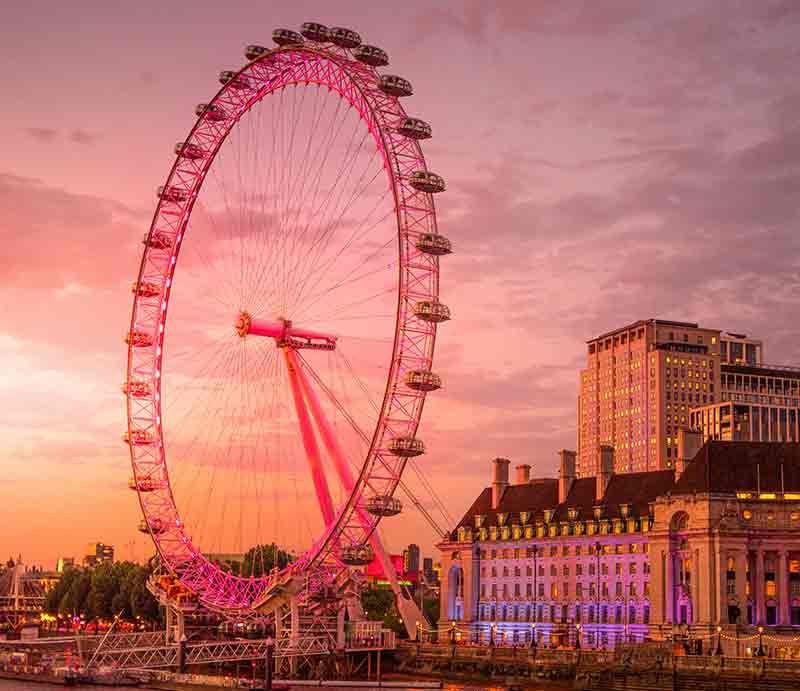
[3,1,800,569]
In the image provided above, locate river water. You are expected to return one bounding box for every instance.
[0,682,564,690]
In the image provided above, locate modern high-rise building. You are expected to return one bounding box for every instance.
[578,319,722,476]
[83,542,114,568]
[577,320,778,477]
[403,544,420,574]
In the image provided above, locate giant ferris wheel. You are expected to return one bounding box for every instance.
[123,23,451,616]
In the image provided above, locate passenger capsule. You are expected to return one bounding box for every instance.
[353,44,389,67]
[124,429,155,446]
[195,103,228,122]
[378,74,413,97]
[397,117,432,140]
[404,370,442,392]
[366,495,403,517]
[301,22,329,42]
[409,170,446,193]
[131,280,161,298]
[174,141,205,160]
[413,300,451,323]
[157,185,188,203]
[339,544,375,566]
[219,70,250,90]
[272,28,304,46]
[387,436,425,458]
[329,27,361,49]
[122,379,152,398]
[125,330,154,348]
[143,232,174,251]
[245,44,269,61]
[415,233,452,256]
[129,476,162,492]
[138,518,166,535]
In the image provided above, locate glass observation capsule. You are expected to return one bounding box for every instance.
[397,117,432,140]
[157,185,188,203]
[195,103,228,121]
[138,518,166,534]
[128,476,162,492]
[353,44,389,67]
[131,280,160,298]
[272,28,304,46]
[366,495,403,517]
[245,44,269,61]
[125,330,154,348]
[329,27,361,49]
[409,170,446,193]
[378,74,412,97]
[301,22,329,42]
[143,231,174,251]
[339,544,375,566]
[122,378,152,398]
[219,70,250,90]
[123,429,155,446]
[404,370,442,392]
[413,300,451,323]
[174,141,205,160]
[387,436,426,457]
[415,233,452,256]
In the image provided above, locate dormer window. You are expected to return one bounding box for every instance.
[619,504,629,518]
[568,508,579,521]
[520,511,530,525]
[497,512,507,526]
[593,506,603,519]
[475,514,485,528]
[543,509,554,523]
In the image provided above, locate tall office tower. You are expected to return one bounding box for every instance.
[404,543,421,574]
[578,320,722,476]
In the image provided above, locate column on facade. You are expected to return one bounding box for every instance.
[778,550,789,626]
[664,549,673,624]
[735,551,748,624]
[755,548,765,625]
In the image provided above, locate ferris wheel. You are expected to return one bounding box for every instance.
[123,23,451,614]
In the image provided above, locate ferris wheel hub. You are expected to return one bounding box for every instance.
[235,312,337,350]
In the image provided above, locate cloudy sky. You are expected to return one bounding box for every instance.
[3,1,800,568]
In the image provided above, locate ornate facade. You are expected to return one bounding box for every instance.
[438,437,800,652]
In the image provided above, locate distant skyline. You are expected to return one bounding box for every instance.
[3,1,800,566]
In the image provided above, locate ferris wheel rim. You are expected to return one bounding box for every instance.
[124,40,444,611]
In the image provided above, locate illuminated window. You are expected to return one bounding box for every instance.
[759,493,777,500]
[737,492,753,499]
[742,510,753,520]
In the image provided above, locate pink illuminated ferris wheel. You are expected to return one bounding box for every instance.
[123,24,451,612]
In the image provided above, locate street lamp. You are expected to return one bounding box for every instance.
[490,623,496,649]
[576,623,582,650]
[756,626,765,657]
[531,623,537,651]
[715,625,722,656]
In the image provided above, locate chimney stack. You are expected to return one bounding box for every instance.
[492,458,510,509]
[676,428,703,480]
[515,464,531,485]
[558,450,576,503]
[596,445,614,502]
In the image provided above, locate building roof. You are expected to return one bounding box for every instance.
[452,442,800,534]
[588,319,701,344]
[722,362,800,380]
[455,470,675,530]
[674,442,800,494]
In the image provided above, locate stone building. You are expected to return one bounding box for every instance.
[438,439,800,652]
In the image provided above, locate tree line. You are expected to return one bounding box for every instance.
[44,561,161,622]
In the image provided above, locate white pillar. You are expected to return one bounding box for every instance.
[778,550,789,626]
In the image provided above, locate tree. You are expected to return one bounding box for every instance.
[360,587,406,637]
[240,544,293,578]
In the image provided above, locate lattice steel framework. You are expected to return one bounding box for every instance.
[125,32,446,611]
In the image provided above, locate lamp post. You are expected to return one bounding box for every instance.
[576,623,582,650]
[756,625,765,657]
[715,625,722,656]
[416,620,421,654]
